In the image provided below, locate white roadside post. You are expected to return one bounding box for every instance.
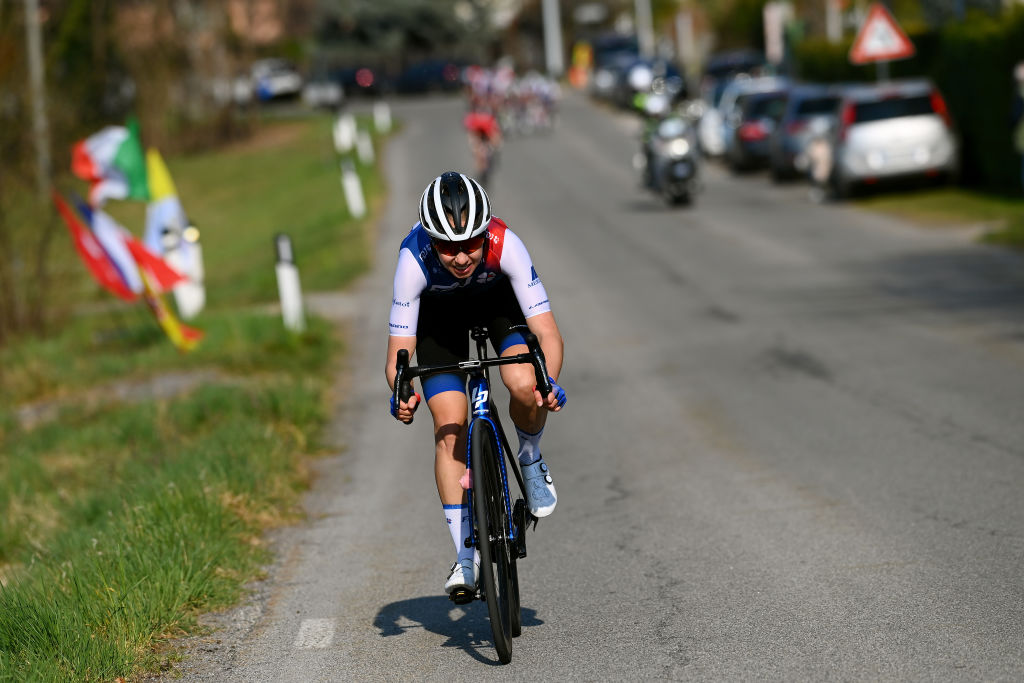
[340,160,366,218]
[274,233,305,332]
[333,111,356,153]
[373,100,392,133]
[356,128,375,164]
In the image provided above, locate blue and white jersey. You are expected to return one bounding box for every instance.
[389,217,551,337]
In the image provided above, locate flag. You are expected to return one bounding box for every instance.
[72,117,149,206]
[140,269,203,352]
[146,147,178,202]
[89,209,145,294]
[125,234,186,292]
[143,149,189,253]
[52,191,137,301]
[144,148,206,319]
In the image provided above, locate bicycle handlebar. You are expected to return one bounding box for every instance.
[392,333,553,409]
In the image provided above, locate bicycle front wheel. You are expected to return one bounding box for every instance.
[471,420,514,664]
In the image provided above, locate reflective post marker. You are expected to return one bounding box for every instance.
[333,112,356,153]
[356,129,375,164]
[341,160,366,218]
[373,100,392,133]
[274,233,305,332]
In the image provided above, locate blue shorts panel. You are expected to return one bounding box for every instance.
[498,330,527,353]
[422,372,467,401]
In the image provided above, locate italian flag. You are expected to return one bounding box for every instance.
[71,117,150,206]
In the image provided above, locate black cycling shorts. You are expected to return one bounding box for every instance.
[416,277,529,400]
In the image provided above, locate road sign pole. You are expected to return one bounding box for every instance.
[876,60,889,83]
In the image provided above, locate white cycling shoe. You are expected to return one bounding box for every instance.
[445,558,478,603]
[521,456,557,517]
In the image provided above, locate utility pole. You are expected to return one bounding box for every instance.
[541,0,565,78]
[635,0,656,59]
[24,0,51,201]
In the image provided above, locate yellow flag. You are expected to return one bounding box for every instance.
[146,148,179,201]
[140,269,202,352]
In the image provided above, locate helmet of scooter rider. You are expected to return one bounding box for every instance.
[418,171,491,241]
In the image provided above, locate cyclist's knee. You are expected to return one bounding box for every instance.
[503,370,537,407]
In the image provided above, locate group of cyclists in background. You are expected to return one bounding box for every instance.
[461,63,562,184]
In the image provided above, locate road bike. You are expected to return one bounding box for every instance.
[392,327,552,664]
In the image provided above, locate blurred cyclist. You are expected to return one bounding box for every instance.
[385,172,566,600]
[463,108,503,186]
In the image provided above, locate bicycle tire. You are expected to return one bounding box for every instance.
[471,420,514,663]
[510,555,522,637]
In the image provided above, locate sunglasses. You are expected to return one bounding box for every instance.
[432,236,486,256]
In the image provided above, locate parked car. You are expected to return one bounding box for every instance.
[336,66,392,97]
[704,49,766,83]
[768,84,840,180]
[725,88,789,172]
[717,76,789,164]
[302,72,344,109]
[696,50,766,157]
[590,51,636,102]
[395,59,463,94]
[612,57,684,111]
[696,77,732,157]
[828,79,958,197]
[250,59,303,101]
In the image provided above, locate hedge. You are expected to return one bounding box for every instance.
[792,8,1024,194]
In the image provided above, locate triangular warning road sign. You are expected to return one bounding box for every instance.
[849,3,916,65]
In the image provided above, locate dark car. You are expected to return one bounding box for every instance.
[704,49,766,82]
[395,59,463,94]
[725,88,789,172]
[335,65,392,97]
[611,57,685,110]
[768,84,840,180]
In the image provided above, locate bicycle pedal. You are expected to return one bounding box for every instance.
[449,589,474,605]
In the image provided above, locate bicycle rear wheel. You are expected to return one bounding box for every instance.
[471,420,514,664]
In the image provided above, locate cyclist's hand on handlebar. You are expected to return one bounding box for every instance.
[533,376,566,412]
[389,392,421,423]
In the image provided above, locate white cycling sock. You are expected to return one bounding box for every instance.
[443,503,475,564]
[516,425,544,465]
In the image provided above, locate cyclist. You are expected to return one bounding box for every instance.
[462,108,503,185]
[385,171,566,599]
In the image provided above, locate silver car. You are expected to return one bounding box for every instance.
[829,79,958,197]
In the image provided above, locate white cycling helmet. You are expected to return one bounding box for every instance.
[418,171,491,241]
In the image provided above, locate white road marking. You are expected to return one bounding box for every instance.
[294,618,336,649]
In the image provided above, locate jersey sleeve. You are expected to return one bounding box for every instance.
[499,228,551,318]
[389,247,427,336]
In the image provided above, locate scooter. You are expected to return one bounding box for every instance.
[636,110,700,207]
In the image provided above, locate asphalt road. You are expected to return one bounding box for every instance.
[179,91,1024,681]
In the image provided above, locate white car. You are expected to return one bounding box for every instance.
[250,59,303,101]
[829,79,958,197]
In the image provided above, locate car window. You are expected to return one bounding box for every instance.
[796,96,839,116]
[853,95,933,123]
[746,93,786,119]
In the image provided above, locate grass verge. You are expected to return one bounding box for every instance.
[0,111,386,680]
[854,187,1024,248]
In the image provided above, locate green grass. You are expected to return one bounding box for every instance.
[0,316,334,681]
[855,187,1024,247]
[0,113,387,681]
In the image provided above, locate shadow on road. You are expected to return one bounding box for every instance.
[373,595,543,665]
